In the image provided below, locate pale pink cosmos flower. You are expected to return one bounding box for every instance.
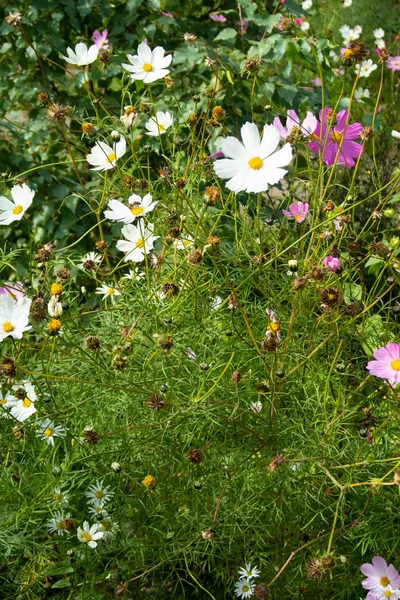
[366,343,400,383]
[360,556,400,597]
[162,11,173,17]
[0,282,24,301]
[265,308,281,343]
[282,201,309,223]
[210,13,227,22]
[387,56,400,72]
[273,110,317,141]
[92,29,109,50]
[322,256,341,272]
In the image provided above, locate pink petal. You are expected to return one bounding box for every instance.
[371,556,388,576]
[360,563,378,577]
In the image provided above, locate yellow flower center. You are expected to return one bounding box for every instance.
[331,131,343,144]
[159,124,165,131]
[107,152,116,163]
[95,490,104,499]
[248,156,263,170]
[44,428,54,437]
[49,319,61,332]
[125,106,135,115]
[0,399,6,405]
[143,62,153,72]
[391,360,400,371]
[294,215,302,222]
[183,239,192,247]
[343,49,354,59]
[268,322,280,333]
[394,62,399,67]
[136,239,145,249]
[380,576,390,587]
[55,493,63,502]
[384,592,392,599]
[22,398,32,408]
[106,288,115,295]
[57,520,66,530]
[130,205,144,216]
[242,585,249,593]
[94,506,102,513]
[81,532,92,542]
[2,321,14,333]
[12,205,24,215]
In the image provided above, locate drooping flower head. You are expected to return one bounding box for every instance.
[282,201,309,223]
[0,183,34,226]
[361,556,400,597]
[214,122,292,194]
[122,43,172,83]
[366,343,400,384]
[63,42,99,66]
[92,29,109,50]
[273,110,317,141]
[86,136,126,171]
[308,107,363,168]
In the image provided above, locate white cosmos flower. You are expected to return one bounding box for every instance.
[77,521,104,548]
[376,39,386,49]
[122,42,172,83]
[300,21,310,31]
[37,418,67,446]
[145,111,173,136]
[358,59,377,77]
[0,183,34,226]
[88,500,108,518]
[95,284,121,302]
[47,511,72,536]
[373,28,385,39]
[78,252,102,270]
[63,42,99,66]
[354,25,362,35]
[214,122,292,194]
[9,394,36,422]
[85,481,114,505]
[302,0,312,9]
[339,24,351,38]
[0,295,32,342]
[86,136,126,171]
[234,578,255,598]
[355,87,370,101]
[104,193,157,224]
[116,223,159,262]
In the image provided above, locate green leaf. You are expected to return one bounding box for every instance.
[214,28,237,42]
[357,314,383,355]
[51,578,71,589]
[46,561,74,577]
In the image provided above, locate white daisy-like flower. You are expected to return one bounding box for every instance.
[355,87,370,101]
[122,42,172,83]
[122,268,145,281]
[86,136,126,171]
[95,284,121,302]
[88,500,108,518]
[174,235,194,250]
[63,42,99,66]
[302,0,312,8]
[376,39,386,49]
[251,401,263,413]
[0,295,32,342]
[85,480,114,505]
[0,392,15,418]
[78,252,102,271]
[342,0,352,6]
[145,111,173,136]
[373,28,385,39]
[53,487,70,506]
[116,223,159,263]
[238,562,261,579]
[0,183,35,226]
[214,122,292,194]
[358,59,377,78]
[104,193,157,224]
[47,511,72,535]
[339,24,351,38]
[354,25,362,35]
[120,105,138,128]
[9,395,36,422]
[77,521,104,548]
[300,21,310,32]
[37,418,67,446]
[234,578,255,598]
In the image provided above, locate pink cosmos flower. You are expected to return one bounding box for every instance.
[210,13,227,22]
[360,556,400,597]
[274,110,317,141]
[366,343,400,383]
[312,77,322,86]
[387,56,400,71]
[162,11,173,17]
[204,150,224,163]
[0,281,25,301]
[237,18,248,35]
[282,201,309,223]
[322,256,341,272]
[92,29,109,50]
[308,107,363,168]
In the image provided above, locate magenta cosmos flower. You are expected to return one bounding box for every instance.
[387,56,400,72]
[361,556,400,596]
[274,110,317,141]
[0,282,24,301]
[308,107,363,168]
[92,29,109,50]
[282,201,309,222]
[322,256,341,272]
[366,343,400,383]
[210,13,227,22]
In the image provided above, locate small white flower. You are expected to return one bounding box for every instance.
[339,24,351,38]
[63,42,99,66]
[85,481,114,505]
[354,25,362,35]
[145,111,173,136]
[300,21,310,32]
[288,259,298,270]
[9,395,36,422]
[234,578,255,599]
[116,223,159,263]
[238,562,261,579]
[376,39,386,49]
[342,0,352,6]
[104,193,157,224]
[174,235,194,250]
[211,296,223,311]
[0,183,34,226]
[358,59,377,78]
[250,401,263,413]
[355,87,370,101]
[122,42,172,83]
[373,28,385,39]
[0,295,32,342]
[111,461,121,472]
[186,347,196,360]
[123,268,145,281]
[47,511,72,536]
[77,521,104,548]
[95,284,121,302]
[48,295,63,317]
[392,130,400,140]
[53,487,69,506]
[78,252,102,271]
[214,122,292,194]
[302,0,312,8]
[120,105,138,128]
[37,418,67,446]
[88,500,108,518]
[0,392,15,418]
[86,136,126,171]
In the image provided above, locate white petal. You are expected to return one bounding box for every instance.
[0,197,14,211]
[263,142,292,169]
[225,169,252,194]
[137,42,151,63]
[87,44,99,64]
[115,137,126,159]
[259,124,280,159]
[143,70,168,83]
[214,158,247,179]
[240,122,261,155]
[221,136,248,160]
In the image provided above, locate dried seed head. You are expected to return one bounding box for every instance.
[254,584,269,599]
[5,11,22,27]
[157,334,174,351]
[82,429,100,445]
[112,355,128,370]
[394,470,400,485]
[256,382,270,394]
[55,267,70,280]
[161,282,180,298]
[30,296,47,322]
[320,554,336,569]
[207,235,220,248]
[306,558,326,580]
[1,355,16,379]
[184,32,198,45]
[204,185,221,205]
[115,583,128,597]
[186,248,204,266]
[280,17,293,30]
[268,454,285,472]
[151,253,162,270]
[146,393,165,411]
[63,518,75,531]
[292,276,308,291]
[378,48,390,63]
[47,103,71,123]
[174,177,186,189]
[48,319,62,334]
[228,292,239,310]
[37,92,50,106]
[85,335,101,350]
[342,303,358,316]
[308,265,325,281]
[320,286,340,306]
[261,337,279,352]
[361,126,374,141]
[231,370,241,383]
[324,200,335,212]
[164,75,174,88]
[342,40,369,63]
[242,57,262,75]
[188,448,203,464]
[212,106,225,121]
[99,49,112,64]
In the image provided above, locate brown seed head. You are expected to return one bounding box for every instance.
[1,356,16,379]
[112,355,128,370]
[188,448,203,464]
[5,11,22,27]
[254,584,269,599]
[306,558,326,580]
[308,265,325,281]
[157,334,173,351]
[320,554,336,569]
[37,92,50,106]
[63,518,75,531]
[161,282,180,298]
[30,296,47,322]
[343,40,369,63]
[268,454,285,472]
[361,126,374,141]
[95,240,108,251]
[115,583,128,597]
[261,337,279,352]
[47,103,71,123]
[174,177,186,189]
[82,429,100,445]
[292,276,308,291]
[242,57,262,75]
[204,185,221,205]
[379,48,390,63]
[320,286,340,306]
[256,382,270,394]
[164,75,174,88]
[324,200,335,212]
[207,235,220,248]
[186,248,203,266]
[231,370,241,383]
[184,32,198,45]
[85,336,101,350]
[99,49,112,64]
[55,267,70,280]
[146,393,165,411]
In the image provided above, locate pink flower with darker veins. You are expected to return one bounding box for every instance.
[282,201,309,223]
[210,13,227,22]
[322,256,342,272]
[360,556,400,598]
[366,343,400,383]
[308,107,363,168]
[92,29,109,50]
